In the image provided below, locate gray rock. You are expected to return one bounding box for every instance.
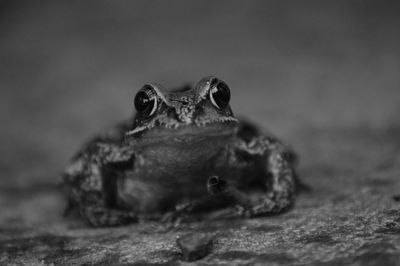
[176,233,213,262]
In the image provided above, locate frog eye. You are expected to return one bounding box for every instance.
[134,85,158,117]
[209,81,231,109]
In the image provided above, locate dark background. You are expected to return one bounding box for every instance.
[1,1,400,265]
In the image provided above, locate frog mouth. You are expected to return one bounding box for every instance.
[127,118,238,144]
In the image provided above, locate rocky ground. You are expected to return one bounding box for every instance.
[1,1,400,265]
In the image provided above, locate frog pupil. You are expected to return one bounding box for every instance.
[210,82,230,109]
[134,89,155,116]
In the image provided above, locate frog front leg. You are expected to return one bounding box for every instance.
[228,137,296,216]
[63,143,137,226]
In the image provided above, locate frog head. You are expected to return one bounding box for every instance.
[126,76,239,142]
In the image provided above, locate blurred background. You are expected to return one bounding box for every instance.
[1,0,400,200]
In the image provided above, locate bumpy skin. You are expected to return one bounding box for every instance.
[62,76,299,226]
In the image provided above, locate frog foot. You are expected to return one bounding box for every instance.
[160,201,197,228]
[207,176,254,217]
[80,207,138,227]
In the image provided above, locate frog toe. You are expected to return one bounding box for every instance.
[81,207,138,227]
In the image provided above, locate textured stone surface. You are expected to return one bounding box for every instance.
[1,1,400,265]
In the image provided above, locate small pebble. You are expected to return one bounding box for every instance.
[176,232,213,262]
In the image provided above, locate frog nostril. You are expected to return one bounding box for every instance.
[167,108,180,120]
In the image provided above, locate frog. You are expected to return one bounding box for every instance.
[62,76,302,227]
